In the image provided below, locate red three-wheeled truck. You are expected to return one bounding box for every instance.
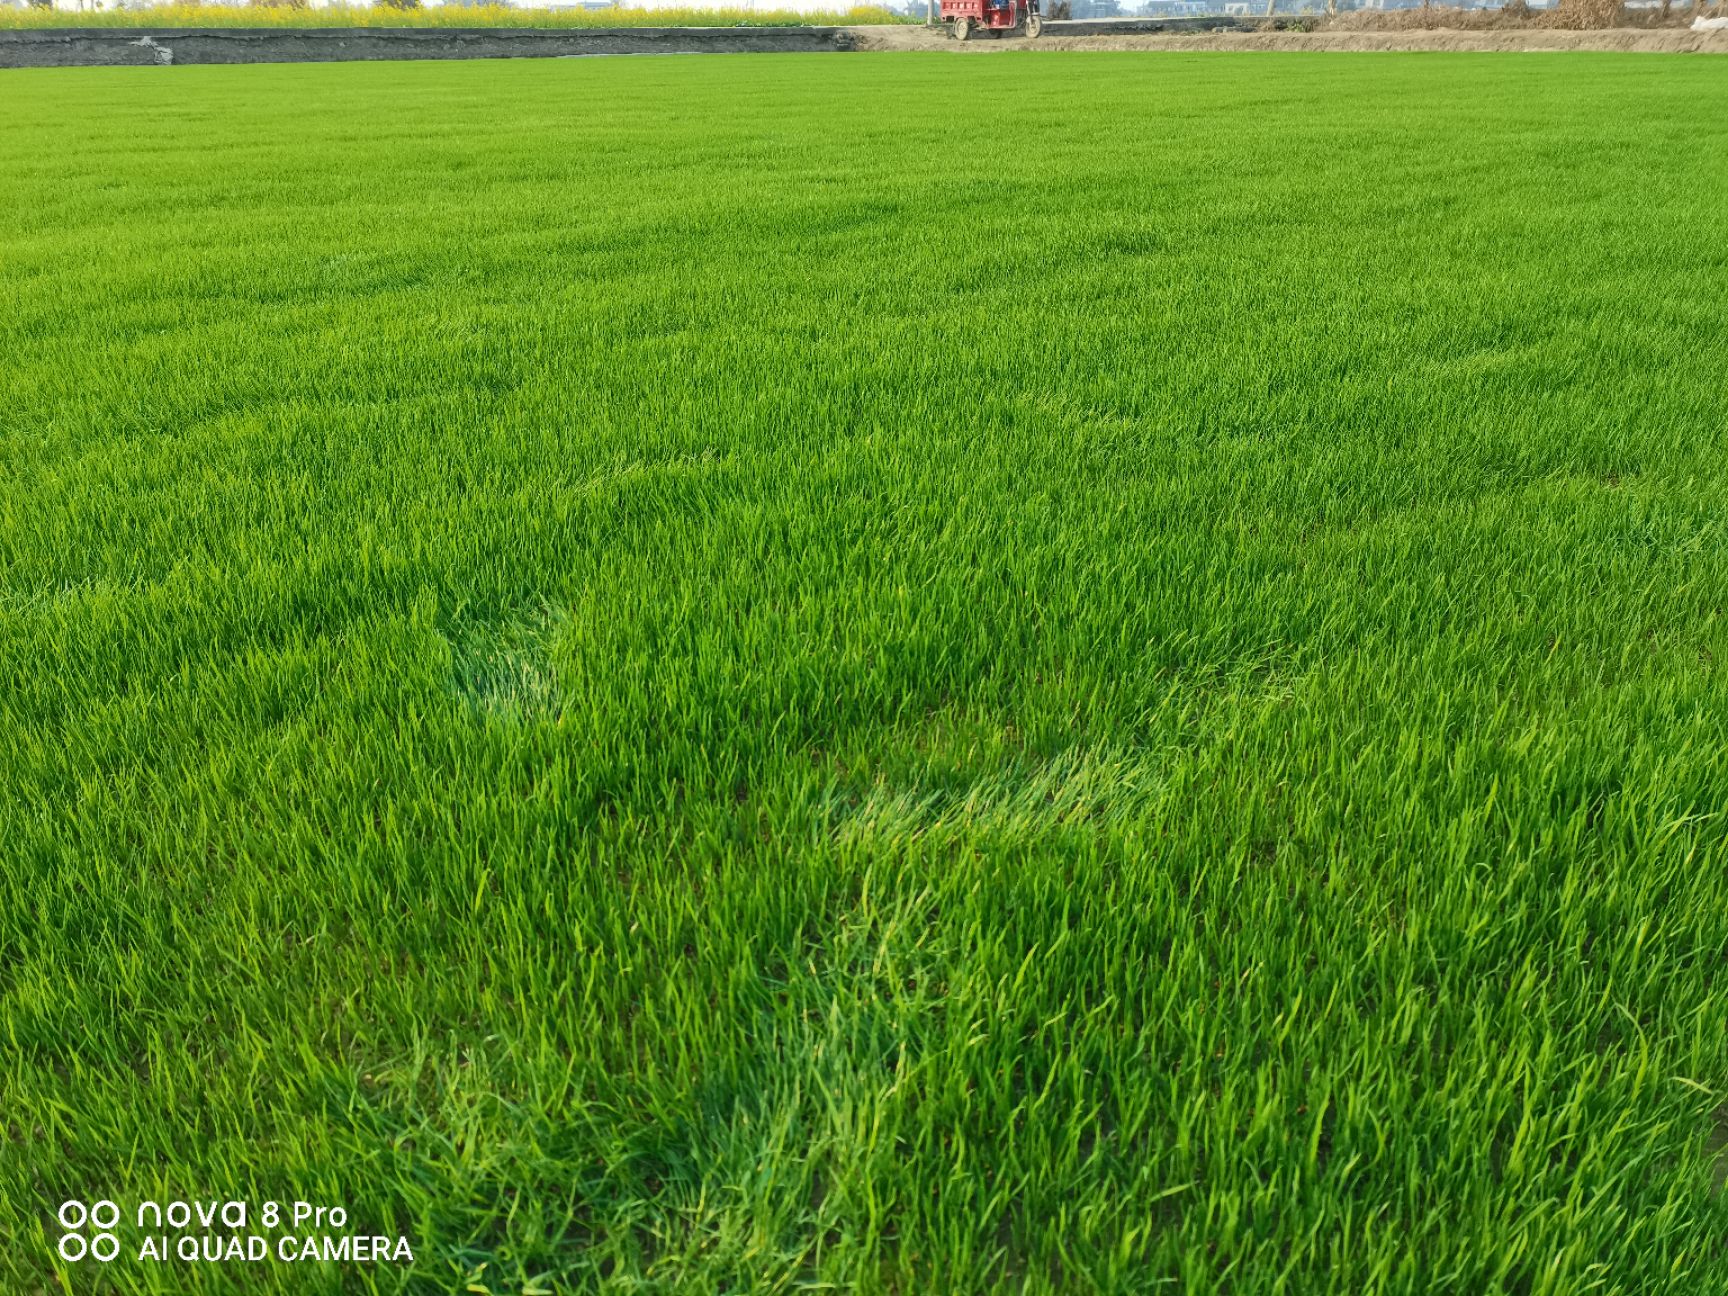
[940,0,1045,40]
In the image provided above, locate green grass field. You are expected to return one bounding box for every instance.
[4,51,1728,1296]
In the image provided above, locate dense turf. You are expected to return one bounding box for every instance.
[4,51,1728,1295]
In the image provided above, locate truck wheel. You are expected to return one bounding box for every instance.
[953,15,972,38]
[1025,13,1044,36]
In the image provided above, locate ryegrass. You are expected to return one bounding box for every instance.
[3,51,1728,1296]
[0,3,906,29]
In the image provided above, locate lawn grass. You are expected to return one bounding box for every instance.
[3,51,1728,1296]
[0,4,905,30]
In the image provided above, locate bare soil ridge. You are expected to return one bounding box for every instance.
[0,24,855,66]
[4,17,1724,65]
[852,20,1728,51]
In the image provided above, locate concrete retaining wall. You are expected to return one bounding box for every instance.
[0,25,858,68]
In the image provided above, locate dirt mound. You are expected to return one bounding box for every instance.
[848,21,1728,49]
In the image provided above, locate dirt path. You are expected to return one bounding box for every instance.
[849,23,1728,52]
[0,25,855,68]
